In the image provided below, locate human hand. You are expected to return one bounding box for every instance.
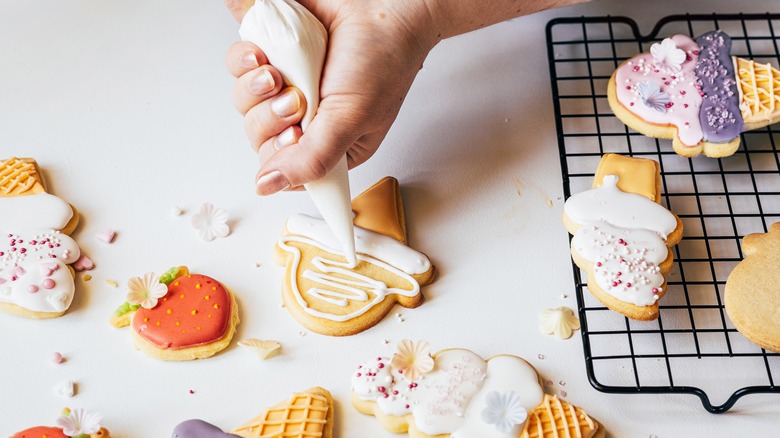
[225,0,437,195]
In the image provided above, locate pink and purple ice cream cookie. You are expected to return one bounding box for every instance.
[608,30,780,158]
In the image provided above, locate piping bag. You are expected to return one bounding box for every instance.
[240,0,357,267]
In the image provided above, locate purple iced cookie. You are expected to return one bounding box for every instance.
[172,420,240,438]
[695,30,744,142]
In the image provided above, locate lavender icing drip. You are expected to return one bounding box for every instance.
[694,30,744,142]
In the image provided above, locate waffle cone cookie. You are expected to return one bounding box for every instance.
[352,341,603,438]
[110,266,239,361]
[562,154,683,320]
[608,30,780,158]
[0,157,81,318]
[231,387,334,438]
[725,222,780,353]
[273,177,435,336]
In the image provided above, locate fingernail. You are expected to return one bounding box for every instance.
[274,127,297,150]
[272,90,300,117]
[256,170,290,195]
[249,69,274,95]
[240,51,259,69]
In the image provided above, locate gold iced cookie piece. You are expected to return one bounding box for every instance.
[734,57,780,129]
[231,387,334,438]
[725,222,780,353]
[0,157,45,196]
[274,177,435,336]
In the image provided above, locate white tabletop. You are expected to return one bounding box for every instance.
[1,0,779,436]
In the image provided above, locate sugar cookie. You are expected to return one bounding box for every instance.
[0,157,81,318]
[13,408,109,438]
[608,30,780,158]
[351,340,604,438]
[273,177,435,336]
[562,154,683,320]
[725,222,780,353]
[110,266,239,361]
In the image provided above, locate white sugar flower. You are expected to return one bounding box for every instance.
[191,203,230,241]
[390,339,435,381]
[650,38,686,72]
[56,408,102,436]
[126,272,168,309]
[637,81,671,113]
[481,391,528,433]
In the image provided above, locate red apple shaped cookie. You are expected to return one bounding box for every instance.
[110,266,239,361]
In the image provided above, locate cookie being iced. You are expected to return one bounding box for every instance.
[0,157,81,318]
[110,266,239,361]
[274,177,435,336]
[608,30,780,158]
[562,154,683,320]
[351,340,604,438]
[172,387,334,438]
[725,222,780,353]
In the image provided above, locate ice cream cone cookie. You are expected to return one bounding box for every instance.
[13,408,109,438]
[351,340,603,438]
[0,157,81,319]
[110,266,239,361]
[273,177,435,336]
[609,30,780,158]
[725,222,780,353]
[229,387,334,438]
[562,154,683,320]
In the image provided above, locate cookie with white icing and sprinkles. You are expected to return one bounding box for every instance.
[351,340,604,438]
[725,222,780,353]
[110,266,239,361]
[562,154,683,320]
[608,30,780,158]
[0,157,82,319]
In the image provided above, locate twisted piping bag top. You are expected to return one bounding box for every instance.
[240,0,357,266]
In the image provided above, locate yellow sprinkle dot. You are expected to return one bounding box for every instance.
[195,283,201,289]
[182,330,186,333]
[166,309,172,314]
[191,309,197,315]
[179,294,185,299]
[163,297,168,302]
[208,314,212,319]
[106,279,118,288]
[213,304,219,310]
[175,321,180,326]
[83,274,92,282]
[204,295,210,300]
[197,326,201,330]
[174,281,179,286]
[187,275,192,278]
[212,286,217,291]
[144,317,149,323]
[155,321,160,326]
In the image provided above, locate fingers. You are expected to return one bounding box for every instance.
[243,87,306,152]
[233,66,284,114]
[224,0,255,23]
[225,41,268,78]
[255,106,360,195]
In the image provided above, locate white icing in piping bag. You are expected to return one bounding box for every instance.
[240,0,357,267]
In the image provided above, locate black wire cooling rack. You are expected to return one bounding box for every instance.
[547,14,780,413]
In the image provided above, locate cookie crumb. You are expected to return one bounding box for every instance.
[561,293,568,299]
[106,279,118,288]
[559,380,566,386]
[171,206,183,216]
[55,380,75,398]
[298,330,307,337]
[560,390,568,397]
[547,199,553,208]
[254,262,262,268]
[537,354,544,360]
[383,339,390,345]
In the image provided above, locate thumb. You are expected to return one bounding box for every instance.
[255,103,361,194]
[224,0,255,23]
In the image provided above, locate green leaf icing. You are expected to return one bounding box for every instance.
[159,266,182,286]
[113,301,141,317]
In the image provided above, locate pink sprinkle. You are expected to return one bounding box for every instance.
[383,393,389,398]
[376,357,382,361]
[73,255,95,272]
[28,285,39,293]
[96,229,116,244]
[595,262,602,267]
[630,102,634,106]
[612,281,618,287]
[626,282,632,287]
[189,389,194,394]
[665,102,674,109]
[398,369,403,374]
[664,81,670,86]
[684,104,689,108]
[51,352,64,364]
[693,50,699,55]
[378,363,385,369]
[377,386,386,393]
[358,365,362,369]
[42,279,56,289]
[626,86,631,90]
[680,90,686,95]
[393,390,399,395]
[356,373,362,377]
[652,288,659,294]
[405,404,410,409]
